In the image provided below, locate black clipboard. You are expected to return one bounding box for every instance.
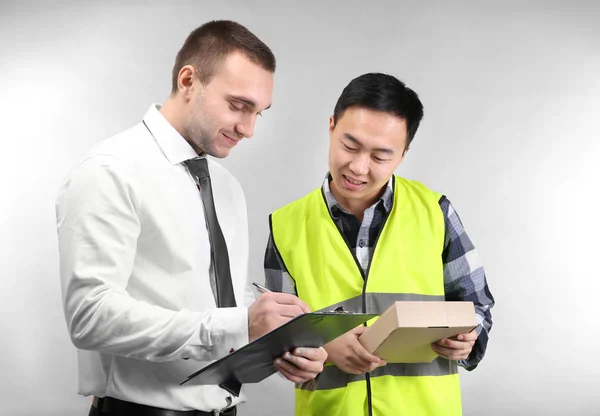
[180,311,377,396]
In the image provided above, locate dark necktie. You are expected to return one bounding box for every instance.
[184,157,237,308]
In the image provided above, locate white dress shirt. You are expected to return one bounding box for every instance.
[56,104,255,411]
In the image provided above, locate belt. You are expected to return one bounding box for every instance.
[92,396,237,416]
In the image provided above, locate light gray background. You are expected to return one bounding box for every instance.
[1,1,599,415]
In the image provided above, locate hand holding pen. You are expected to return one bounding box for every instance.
[250,281,327,382]
[247,281,310,342]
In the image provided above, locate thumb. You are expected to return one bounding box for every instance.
[351,325,369,336]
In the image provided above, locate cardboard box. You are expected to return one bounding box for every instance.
[358,301,477,363]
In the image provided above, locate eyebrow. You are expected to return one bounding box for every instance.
[343,133,394,155]
[228,95,272,111]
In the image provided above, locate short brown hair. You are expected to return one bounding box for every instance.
[171,20,276,94]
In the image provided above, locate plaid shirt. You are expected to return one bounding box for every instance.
[264,175,494,370]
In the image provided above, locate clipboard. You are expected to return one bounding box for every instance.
[181,310,377,396]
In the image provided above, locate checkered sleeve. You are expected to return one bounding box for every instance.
[440,196,495,370]
[264,230,297,295]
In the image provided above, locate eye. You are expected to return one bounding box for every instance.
[373,156,389,163]
[228,102,246,112]
[343,144,357,152]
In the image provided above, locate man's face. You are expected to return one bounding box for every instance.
[183,51,274,158]
[328,106,408,207]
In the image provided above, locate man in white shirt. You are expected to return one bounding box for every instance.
[56,20,326,416]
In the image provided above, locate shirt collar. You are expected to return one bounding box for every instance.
[142,104,201,165]
[322,173,394,216]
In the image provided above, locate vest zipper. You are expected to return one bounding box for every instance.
[320,178,395,416]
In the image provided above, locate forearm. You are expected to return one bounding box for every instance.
[440,197,495,369]
[64,276,248,361]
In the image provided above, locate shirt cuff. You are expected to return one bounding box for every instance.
[190,307,249,359]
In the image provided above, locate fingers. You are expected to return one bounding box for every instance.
[274,350,323,383]
[350,336,382,365]
[344,359,383,374]
[352,345,381,364]
[257,293,310,319]
[436,337,475,351]
[431,331,477,361]
[248,293,312,341]
[457,330,478,342]
[291,347,328,363]
[274,358,314,383]
[347,357,381,374]
[331,356,372,375]
[348,325,384,365]
[349,325,369,335]
[276,303,308,318]
[344,344,382,374]
[323,328,386,375]
[431,338,474,361]
[431,344,470,361]
[262,292,311,313]
[281,348,326,374]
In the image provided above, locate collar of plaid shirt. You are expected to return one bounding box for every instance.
[321,173,394,217]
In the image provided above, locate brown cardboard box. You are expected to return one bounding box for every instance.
[358,301,477,363]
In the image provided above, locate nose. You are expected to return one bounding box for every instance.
[235,114,256,139]
[349,153,369,176]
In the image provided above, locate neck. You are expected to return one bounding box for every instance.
[330,180,386,222]
[159,96,186,137]
[159,96,206,156]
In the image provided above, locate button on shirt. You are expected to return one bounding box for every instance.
[56,104,254,411]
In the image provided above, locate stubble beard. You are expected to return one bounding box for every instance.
[184,93,218,157]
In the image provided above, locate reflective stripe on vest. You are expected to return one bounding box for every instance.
[271,176,462,416]
[299,358,458,391]
[316,292,445,315]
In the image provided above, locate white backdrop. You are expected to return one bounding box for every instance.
[1,1,599,415]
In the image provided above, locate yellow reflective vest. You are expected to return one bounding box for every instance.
[270,176,463,416]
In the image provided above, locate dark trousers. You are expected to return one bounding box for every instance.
[88,397,237,416]
[88,405,103,416]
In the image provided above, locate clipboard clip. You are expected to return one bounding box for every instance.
[330,306,351,314]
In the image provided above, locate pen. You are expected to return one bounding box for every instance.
[252,282,272,294]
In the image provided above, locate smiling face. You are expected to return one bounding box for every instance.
[328,106,409,214]
[182,51,274,158]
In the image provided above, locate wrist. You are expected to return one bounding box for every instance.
[322,345,336,364]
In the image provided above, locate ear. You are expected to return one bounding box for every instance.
[329,115,335,135]
[176,65,197,99]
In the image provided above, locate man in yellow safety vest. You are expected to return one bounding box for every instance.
[264,72,495,416]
